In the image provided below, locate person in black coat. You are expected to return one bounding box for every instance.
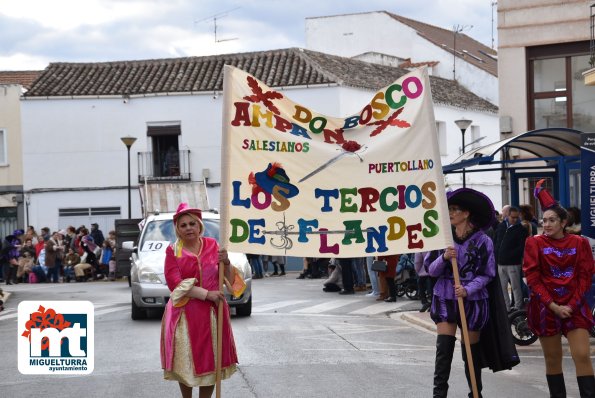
[90,223,105,247]
[494,206,528,312]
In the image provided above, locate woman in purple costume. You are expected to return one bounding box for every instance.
[428,188,496,398]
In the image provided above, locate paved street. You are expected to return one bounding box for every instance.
[0,275,591,397]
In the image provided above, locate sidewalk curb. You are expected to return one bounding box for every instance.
[400,311,437,333]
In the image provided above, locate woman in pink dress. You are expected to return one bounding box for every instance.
[160,203,238,398]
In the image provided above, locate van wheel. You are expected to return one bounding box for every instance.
[235,297,252,317]
[131,296,147,320]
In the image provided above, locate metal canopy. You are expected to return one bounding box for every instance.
[443,128,583,172]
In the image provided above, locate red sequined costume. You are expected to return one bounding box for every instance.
[523,233,595,336]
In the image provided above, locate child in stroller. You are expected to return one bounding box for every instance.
[395,253,418,299]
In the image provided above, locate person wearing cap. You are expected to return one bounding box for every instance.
[523,180,595,397]
[427,188,497,398]
[160,203,238,398]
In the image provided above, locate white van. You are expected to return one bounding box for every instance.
[124,210,252,319]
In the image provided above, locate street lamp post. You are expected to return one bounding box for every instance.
[120,136,137,219]
[455,118,472,188]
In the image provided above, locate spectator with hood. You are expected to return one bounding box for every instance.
[90,223,105,247]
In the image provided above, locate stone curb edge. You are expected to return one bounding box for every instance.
[400,311,437,333]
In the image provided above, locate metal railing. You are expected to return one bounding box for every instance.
[137,149,191,182]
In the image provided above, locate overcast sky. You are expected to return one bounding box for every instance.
[0,0,498,71]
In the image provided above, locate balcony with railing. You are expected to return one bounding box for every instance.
[585,3,595,85]
[137,149,191,183]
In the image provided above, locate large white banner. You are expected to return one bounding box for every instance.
[220,65,452,258]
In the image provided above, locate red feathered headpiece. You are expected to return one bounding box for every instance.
[534,179,557,211]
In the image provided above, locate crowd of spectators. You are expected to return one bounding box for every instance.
[0,223,117,285]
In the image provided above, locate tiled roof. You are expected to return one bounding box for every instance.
[0,71,43,89]
[386,12,498,77]
[399,58,440,69]
[25,48,497,113]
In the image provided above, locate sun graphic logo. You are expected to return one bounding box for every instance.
[18,301,94,375]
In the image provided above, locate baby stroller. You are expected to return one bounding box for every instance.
[395,253,418,299]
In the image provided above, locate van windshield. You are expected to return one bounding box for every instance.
[140,219,219,246]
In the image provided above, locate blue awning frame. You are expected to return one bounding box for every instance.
[443,127,583,173]
[442,128,585,207]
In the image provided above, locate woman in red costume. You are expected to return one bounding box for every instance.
[523,180,595,397]
[160,203,238,398]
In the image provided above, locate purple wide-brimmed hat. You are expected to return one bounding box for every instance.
[447,188,495,230]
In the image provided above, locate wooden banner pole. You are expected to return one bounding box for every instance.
[451,257,479,398]
[215,260,224,398]
[216,65,233,398]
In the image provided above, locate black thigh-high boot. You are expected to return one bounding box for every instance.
[433,335,456,398]
[577,375,595,398]
[462,342,483,398]
[546,374,566,398]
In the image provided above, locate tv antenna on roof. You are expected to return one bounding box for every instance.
[452,24,473,80]
[195,7,240,43]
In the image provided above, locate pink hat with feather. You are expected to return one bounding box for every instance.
[173,203,202,224]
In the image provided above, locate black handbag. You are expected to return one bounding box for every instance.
[371,260,387,272]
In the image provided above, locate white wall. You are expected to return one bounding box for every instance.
[0,84,24,185]
[27,189,128,232]
[498,0,591,48]
[306,12,498,104]
[498,47,528,134]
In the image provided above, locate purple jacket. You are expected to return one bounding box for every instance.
[428,230,495,301]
